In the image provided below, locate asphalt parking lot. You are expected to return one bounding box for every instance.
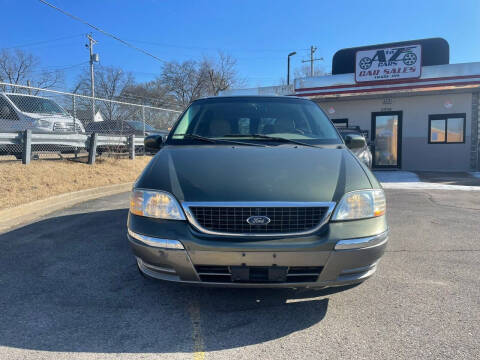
[0,189,479,360]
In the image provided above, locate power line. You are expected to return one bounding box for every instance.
[43,61,89,70]
[37,0,166,64]
[128,39,310,54]
[4,33,84,49]
[118,91,183,106]
[31,61,89,73]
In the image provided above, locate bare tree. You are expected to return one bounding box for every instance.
[97,67,135,121]
[294,64,326,79]
[160,60,207,107]
[0,49,63,93]
[159,52,241,107]
[202,52,241,96]
[121,81,180,109]
[278,77,288,86]
[73,65,135,121]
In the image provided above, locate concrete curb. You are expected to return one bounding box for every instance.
[0,182,133,233]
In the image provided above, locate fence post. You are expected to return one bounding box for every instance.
[72,95,77,133]
[141,105,146,155]
[88,132,98,165]
[129,134,135,160]
[22,130,32,165]
[142,105,146,136]
[72,95,78,158]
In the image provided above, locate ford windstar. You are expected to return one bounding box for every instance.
[128,96,388,288]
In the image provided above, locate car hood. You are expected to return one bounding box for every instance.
[136,145,373,203]
[23,112,73,121]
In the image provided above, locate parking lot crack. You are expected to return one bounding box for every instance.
[422,192,480,211]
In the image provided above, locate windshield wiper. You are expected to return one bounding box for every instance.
[223,134,319,148]
[176,134,268,147]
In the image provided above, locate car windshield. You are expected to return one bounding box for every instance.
[7,94,67,115]
[170,97,341,145]
[127,121,156,131]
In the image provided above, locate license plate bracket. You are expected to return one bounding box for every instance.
[268,266,288,282]
[230,266,288,282]
[230,266,250,281]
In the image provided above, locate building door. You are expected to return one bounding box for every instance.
[371,111,402,168]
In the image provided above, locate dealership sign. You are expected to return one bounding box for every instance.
[355,45,422,83]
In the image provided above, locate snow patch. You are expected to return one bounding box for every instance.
[373,171,420,183]
[381,182,480,191]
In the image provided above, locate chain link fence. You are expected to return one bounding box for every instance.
[0,82,181,161]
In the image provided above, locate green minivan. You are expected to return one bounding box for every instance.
[127,96,388,288]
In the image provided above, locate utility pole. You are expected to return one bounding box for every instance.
[302,45,323,77]
[309,46,316,77]
[86,34,99,122]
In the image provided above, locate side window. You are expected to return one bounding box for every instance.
[0,97,19,120]
[175,107,198,135]
[429,119,445,143]
[428,114,465,144]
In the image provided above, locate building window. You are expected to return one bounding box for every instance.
[332,118,348,127]
[428,114,465,144]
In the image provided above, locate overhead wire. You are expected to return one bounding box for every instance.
[4,34,85,49]
[37,0,166,63]
[32,1,301,96]
[127,39,310,54]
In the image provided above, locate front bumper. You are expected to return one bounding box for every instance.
[127,215,388,288]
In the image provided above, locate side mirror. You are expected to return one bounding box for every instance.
[144,134,164,153]
[344,134,366,150]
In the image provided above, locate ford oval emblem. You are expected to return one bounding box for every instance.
[246,216,271,225]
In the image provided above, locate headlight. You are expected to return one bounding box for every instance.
[332,189,385,221]
[34,119,51,128]
[130,189,185,220]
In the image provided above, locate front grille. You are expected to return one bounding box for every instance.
[188,206,329,234]
[195,265,323,283]
[53,122,82,132]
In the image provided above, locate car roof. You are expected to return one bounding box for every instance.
[196,95,307,101]
[1,92,51,100]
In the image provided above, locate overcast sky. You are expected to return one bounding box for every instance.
[2,0,480,89]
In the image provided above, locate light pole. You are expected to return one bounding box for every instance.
[287,51,296,85]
